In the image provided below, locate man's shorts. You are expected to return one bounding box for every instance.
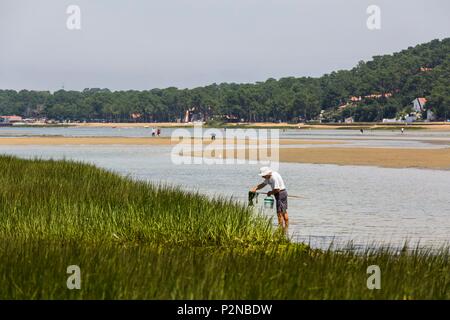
[275,189,288,213]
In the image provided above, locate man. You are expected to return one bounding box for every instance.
[251,167,288,229]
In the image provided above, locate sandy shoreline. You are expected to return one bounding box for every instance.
[277,147,450,169]
[0,136,340,146]
[188,147,450,170]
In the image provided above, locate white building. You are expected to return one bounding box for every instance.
[382,118,404,124]
[344,117,354,124]
[0,115,23,123]
[412,98,427,112]
[412,98,436,121]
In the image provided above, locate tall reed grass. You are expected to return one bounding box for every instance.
[0,156,279,246]
[0,156,448,299]
[1,240,448,299]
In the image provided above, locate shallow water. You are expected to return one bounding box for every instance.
[1,143,449,250]
[1,126,449,149]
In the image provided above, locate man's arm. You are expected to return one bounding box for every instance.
[251,182,267,193]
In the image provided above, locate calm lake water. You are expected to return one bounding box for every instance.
[1,127,449,249]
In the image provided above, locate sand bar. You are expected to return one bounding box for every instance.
[189,147,450,170]
[0,136,341,146]
[278,147,450,169]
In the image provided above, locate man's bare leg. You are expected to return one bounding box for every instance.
[282,211,289,229]
[277,212,283,227]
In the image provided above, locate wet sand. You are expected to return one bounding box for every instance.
[277,147,450,169]
[0,137,174,145]
[0,136,340,146]
[188,147,450,170]
[420,140,450,146]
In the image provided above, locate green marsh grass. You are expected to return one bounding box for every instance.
[0,156,277,246]
[0,156,448,299]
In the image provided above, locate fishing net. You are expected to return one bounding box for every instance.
[248,191,259,206]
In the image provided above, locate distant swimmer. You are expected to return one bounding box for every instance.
[401,127,404,134]
[360,129,364,134]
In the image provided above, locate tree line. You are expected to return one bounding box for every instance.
[1,38,449,123]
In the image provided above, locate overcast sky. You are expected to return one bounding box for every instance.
[1,0,449,91]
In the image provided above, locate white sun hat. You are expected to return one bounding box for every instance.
[258,167,272,176]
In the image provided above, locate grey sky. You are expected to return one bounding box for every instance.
[1,0,449,91]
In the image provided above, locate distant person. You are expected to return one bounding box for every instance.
[211,132,216,140]
[360,129,364,134]
[151,128,156,137]
[401,127,404,134]
[251,167,288,230]
[157,128,161,136]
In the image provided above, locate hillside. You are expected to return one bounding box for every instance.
[0,38,449,122]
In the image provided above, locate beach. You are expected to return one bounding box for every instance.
[188,147,450,170]
[278,147,450,170]
[0,136,341,146]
